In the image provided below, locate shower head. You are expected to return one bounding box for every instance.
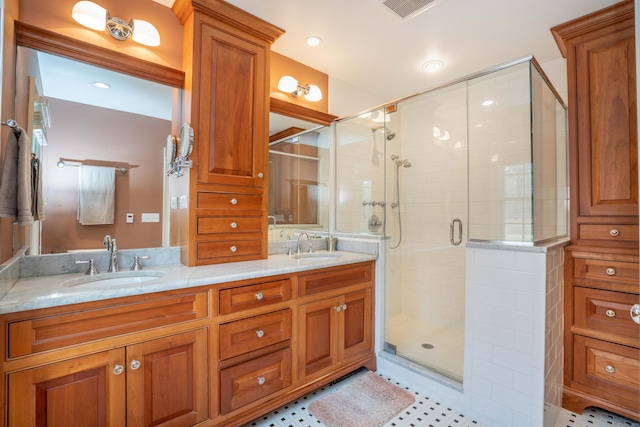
[403,161,411,168]
[391,154,399,161]
[371,126,396,141]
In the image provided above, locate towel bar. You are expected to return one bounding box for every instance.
[56,160,127,174]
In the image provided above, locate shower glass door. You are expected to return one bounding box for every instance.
[383,82,468,383]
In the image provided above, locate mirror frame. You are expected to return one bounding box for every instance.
[15,22,184,88]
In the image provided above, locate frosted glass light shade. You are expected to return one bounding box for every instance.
[305,84,322,102]
[132,19,161,46]
[72,1,107,31]
[278,76,299,93]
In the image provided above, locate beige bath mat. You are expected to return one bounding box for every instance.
[308,371,415,427]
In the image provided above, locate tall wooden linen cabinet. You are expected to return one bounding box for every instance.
[551,0,640,421]
[172,0,284,266]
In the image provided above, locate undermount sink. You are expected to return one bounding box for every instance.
[62,270,167,288]
[292,252,341,261]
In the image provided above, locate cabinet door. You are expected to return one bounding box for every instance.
[8,349,125,426]
[197,21,268,189]
[575,24,638,217]
[126,329,209,427]
[298,297,338,378]
[340,289,374,361]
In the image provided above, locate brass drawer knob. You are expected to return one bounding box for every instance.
[257,376,266,385]
[606,268,616,276]
[257,172,264,179]
[230,198,238,205]
[230,222,237,229]
[605,365,615,374]
[230,246,237,253]
[256,330,264,338]
[605,309,616,318]
[609,229,619,237]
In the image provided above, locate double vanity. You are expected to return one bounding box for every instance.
[0,249,376,426]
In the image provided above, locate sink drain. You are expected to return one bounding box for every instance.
[421,343,434,349]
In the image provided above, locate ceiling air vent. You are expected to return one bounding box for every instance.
[382,0,445,20]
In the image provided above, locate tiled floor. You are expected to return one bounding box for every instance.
[244,370,640,427]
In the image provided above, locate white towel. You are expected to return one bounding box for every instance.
[0,128,34,225]
[77,165,115,225]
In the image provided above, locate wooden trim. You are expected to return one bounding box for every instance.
[15,21,185,88]
[270,97,337,126]
[550,0,634,58]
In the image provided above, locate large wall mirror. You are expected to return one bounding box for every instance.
[14,23,183,255]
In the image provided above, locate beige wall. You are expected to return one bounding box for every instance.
[41,98,170,253]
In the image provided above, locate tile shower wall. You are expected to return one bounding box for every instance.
[378,243,567,427]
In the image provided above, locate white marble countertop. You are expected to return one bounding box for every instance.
[0,251,376,315]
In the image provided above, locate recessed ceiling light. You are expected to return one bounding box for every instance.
[93,81,110,89]
[421,60,444,73]
[305,36,322,47]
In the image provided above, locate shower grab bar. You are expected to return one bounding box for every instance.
[450,218,462,246]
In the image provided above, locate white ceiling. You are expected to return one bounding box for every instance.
[223,0,621,102]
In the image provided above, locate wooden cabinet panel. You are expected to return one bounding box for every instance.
[196,239,263,263]
[298,262,374,297]
[8,349,125,426]
[341,289,374,361]
[197,192,263,213]
[579,224,639,243]
[219,309,291,360]
[127,329,209,427]
[298,297,337,378]
[574,287,640,340]
[7,292,208,358]
[196,23,267,189]
[197,216,262,235]
[219,278,292,315]
[220,348,292,414]
[573,335,640,410]
[574,258,639,285]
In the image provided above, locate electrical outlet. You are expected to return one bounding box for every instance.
[141,213,160,222]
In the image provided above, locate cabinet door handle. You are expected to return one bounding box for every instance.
[605,309,616,318]
[230,245,237,253]
[342,304,347,310]
[631,304,640,324]
[609,229,619,237]
[230,222,237,229]
[257,172,264,179]
[334,306,341,312]
[256,330,265,338]
[255,292,264,300]
[606,267,616,276]
[113,364,124,375]
[257,376,266,385]
[230,198,238,205]
[605,365,615,374]
[130,360,141,370]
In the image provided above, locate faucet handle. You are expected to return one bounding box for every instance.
[76,259,99,275]
[131,255,151,271]
[282,245,292,256]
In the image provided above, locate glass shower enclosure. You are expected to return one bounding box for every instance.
[334,57,567,383]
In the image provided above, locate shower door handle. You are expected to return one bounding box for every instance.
[450,218,462,246]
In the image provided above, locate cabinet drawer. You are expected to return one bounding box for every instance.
[7,292,209,358]
[298,262,374,296]
[573,336,640,407]
[574,258,639,285]
[574,287,640,340]
[579,225,639,243]
[196,240,262,261]
[197,216,262,235]
[220,347,292,414]
[219,310,291,360]
[219,279,292,314]
[197,192,262,213]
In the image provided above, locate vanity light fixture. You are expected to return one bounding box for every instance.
[421,60,444,73]
[72,1,161,47]
[277,75,323,102]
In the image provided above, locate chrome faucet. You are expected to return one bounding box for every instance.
[103,235,118,272]
[268,216,277,229]
[296,231,310,254]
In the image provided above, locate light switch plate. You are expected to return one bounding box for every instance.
[141,213,160,222]
[126,213,134,223]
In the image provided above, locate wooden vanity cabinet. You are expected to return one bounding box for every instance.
[172,0,284,266]
[552,1,640,421]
